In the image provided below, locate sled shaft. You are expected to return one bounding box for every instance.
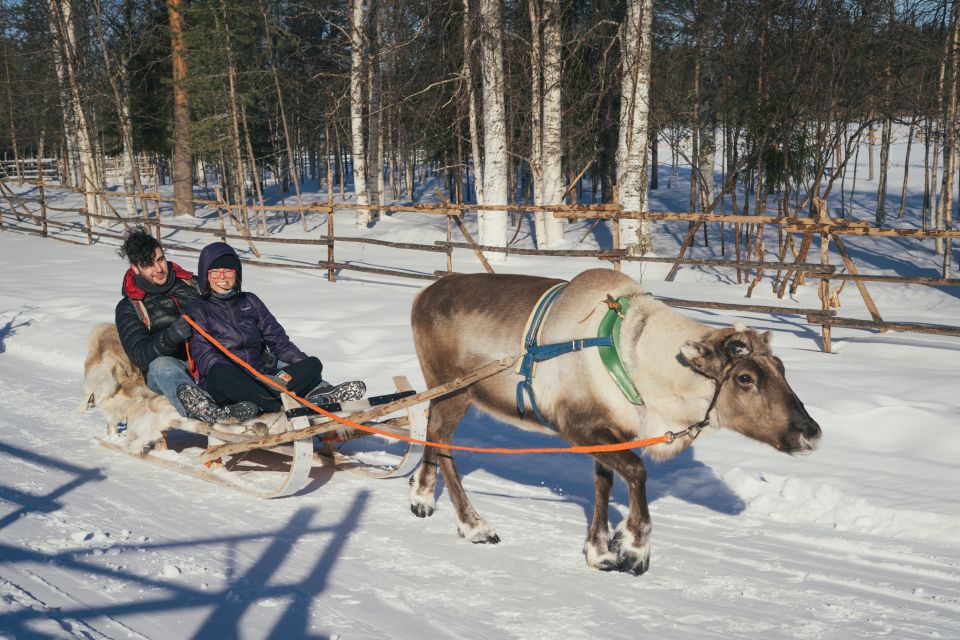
[203,355,519,462]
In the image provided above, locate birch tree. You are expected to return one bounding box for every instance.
[478,0,508,252]
[463,0,483,204]
[350,0,371,226]
[92,0,142,217]
[48,0,102,220]
[616,0,654,254]
[541,0,564,246]
[367,0,383,213]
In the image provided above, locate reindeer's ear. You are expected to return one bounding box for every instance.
[680,340,722,377]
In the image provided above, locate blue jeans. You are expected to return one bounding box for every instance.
[146,357,196,417]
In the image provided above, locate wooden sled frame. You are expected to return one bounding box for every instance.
[99,375,429,499]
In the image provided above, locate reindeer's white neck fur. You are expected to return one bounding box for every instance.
[618,293,718,460]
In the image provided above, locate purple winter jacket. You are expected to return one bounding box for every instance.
[185,243,310,386]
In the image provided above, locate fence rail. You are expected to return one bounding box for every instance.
[1,177,957,353]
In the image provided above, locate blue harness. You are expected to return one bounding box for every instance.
[515,284,614,428]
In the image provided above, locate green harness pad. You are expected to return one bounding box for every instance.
[597,296,644,405]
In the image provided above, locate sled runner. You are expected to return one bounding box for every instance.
[94,375,428,498]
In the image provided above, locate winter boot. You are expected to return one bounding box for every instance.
[176,384,229,424]
[223,401,260,424]
[305,380,367,406]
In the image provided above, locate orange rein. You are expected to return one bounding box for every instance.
[181,314,673,455]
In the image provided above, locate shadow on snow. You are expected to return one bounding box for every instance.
[0,440,371,639]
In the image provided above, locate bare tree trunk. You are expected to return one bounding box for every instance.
[217,2,249,230]
[405,136,415,200]
[478,0,508,253]
[922,118,932,226]
[541,0,564,246]
[350,0,370,225]
[325,123,334,204]
[527,0,544,241]
[93,0,142,216]
[259,0,307,230]
[877,116,892,226]
[43,0,79,190]
[898,117,916,219]
[49,0,102,220]
[616,0,654,254]
[168,0,193,216]
[240,103,267,235]
[939,1,960,273]
[367,0,382,219]
[463,0,484,204]
[1,34,21,180]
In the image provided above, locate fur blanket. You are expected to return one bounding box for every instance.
[79,323,281,454]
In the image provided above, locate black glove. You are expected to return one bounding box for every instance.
[163,317,193,345]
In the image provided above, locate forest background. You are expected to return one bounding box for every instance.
[0,0,957,265]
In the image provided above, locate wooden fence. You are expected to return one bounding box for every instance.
[1,177,958,353]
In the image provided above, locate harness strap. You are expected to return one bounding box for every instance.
[516,337,614,426]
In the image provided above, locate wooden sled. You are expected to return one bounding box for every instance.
[98,375,429,499]
[85,322,518,498]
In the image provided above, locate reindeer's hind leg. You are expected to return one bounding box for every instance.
[410,392,499,543]
[583,462,618,571]
[409,392,470,518]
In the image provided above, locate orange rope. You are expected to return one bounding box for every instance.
[182,314,672,454]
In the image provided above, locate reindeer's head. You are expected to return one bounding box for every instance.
[680,326,821,455]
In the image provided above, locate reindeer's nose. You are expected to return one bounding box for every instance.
[798,415,822,444]
[791,400,822,452]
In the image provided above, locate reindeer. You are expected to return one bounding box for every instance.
[410,268,821,575]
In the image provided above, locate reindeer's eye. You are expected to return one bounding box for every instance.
[736,373,755,386]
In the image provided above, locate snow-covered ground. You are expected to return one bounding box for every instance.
[1,136,959,639]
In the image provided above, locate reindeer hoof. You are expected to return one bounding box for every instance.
[610,527,651,576]
[472,533,500,544]
[457,521,500,544]
[584,541,619,571]
[410,503,434,518]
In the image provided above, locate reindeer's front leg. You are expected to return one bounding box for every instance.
[596,449,651,575]
[584,461,618,571]
[564,414,653,575]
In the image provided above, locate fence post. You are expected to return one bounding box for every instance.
[446,207,453,273]
[818,232,832,353]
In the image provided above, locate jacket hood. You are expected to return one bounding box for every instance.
[197,242,242,294]
[121,262,194,301]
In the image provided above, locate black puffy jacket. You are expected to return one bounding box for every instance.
[115,263,200,372]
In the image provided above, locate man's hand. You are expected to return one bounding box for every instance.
[163,317,193,345]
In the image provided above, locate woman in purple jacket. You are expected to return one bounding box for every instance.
[178,242,364,419]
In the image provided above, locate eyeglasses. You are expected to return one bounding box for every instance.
[208,268,236,279]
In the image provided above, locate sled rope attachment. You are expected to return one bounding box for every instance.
[182,315,680,459]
